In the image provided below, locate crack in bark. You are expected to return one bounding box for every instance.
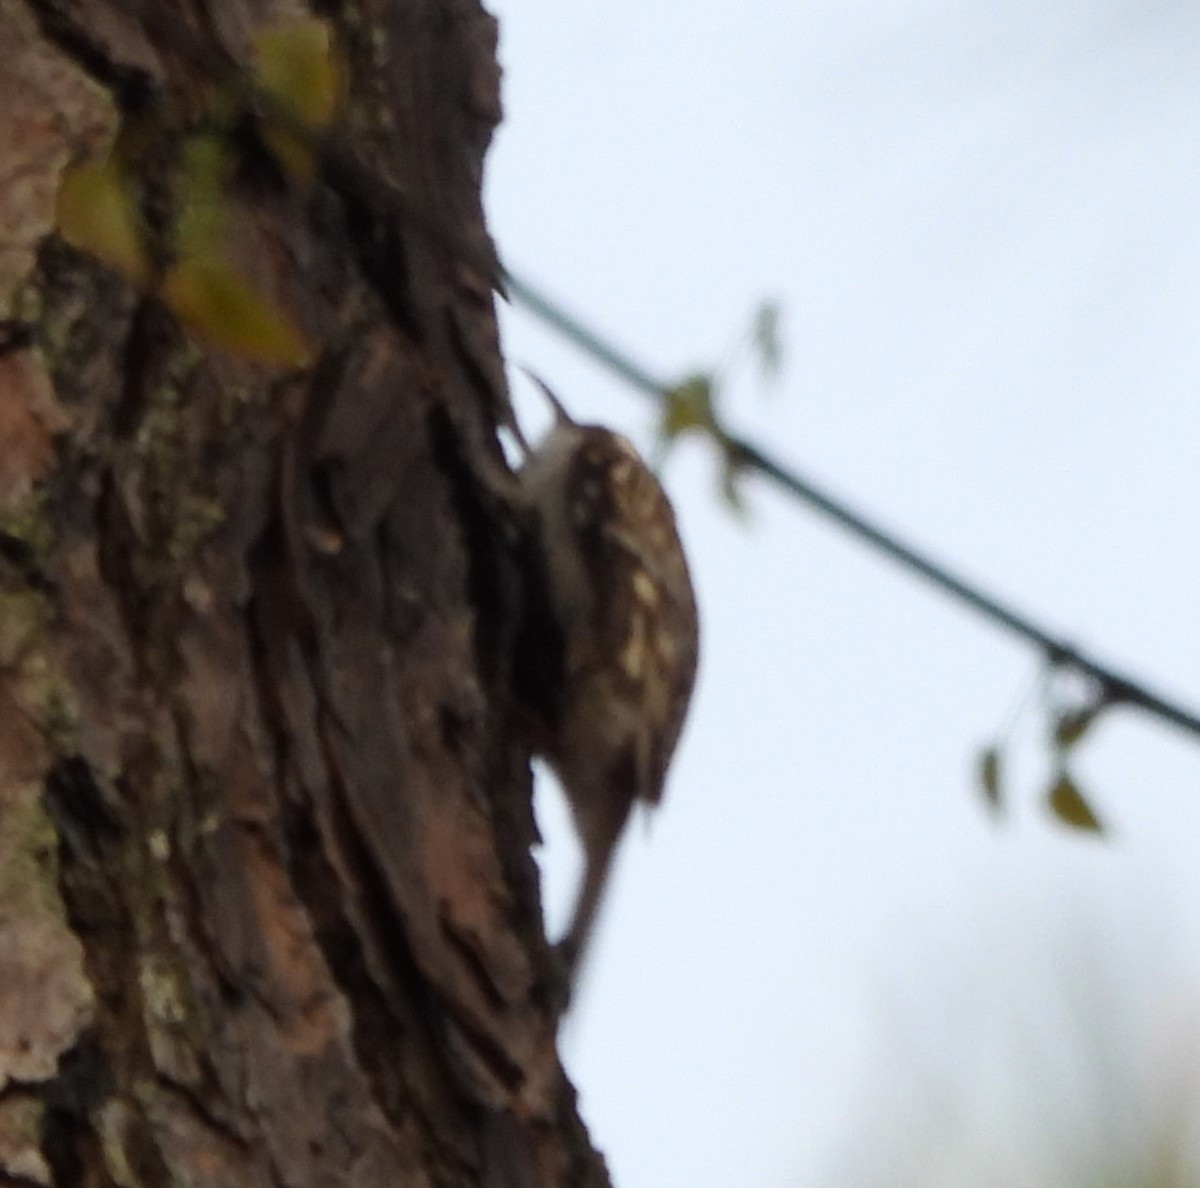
[38,1032,114,1188]
[22,0,157,106]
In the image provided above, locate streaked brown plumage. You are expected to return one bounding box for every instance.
[518,375,699,982]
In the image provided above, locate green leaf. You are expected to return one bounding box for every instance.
[161,254,310,367]
[56,155,151,287]
[1053,704,1102,751]
[252,16,343,179]
[660,372,718,441]
[978,745,1003,814]
[1047,772,1104,835]
[172,132,237,258]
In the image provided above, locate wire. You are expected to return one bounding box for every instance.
[505,270,1200,744]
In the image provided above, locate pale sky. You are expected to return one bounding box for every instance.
[484,3,1200,1184]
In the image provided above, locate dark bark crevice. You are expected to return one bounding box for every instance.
[22,0,159,109]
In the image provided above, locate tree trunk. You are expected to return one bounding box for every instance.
[0,0,605,1183]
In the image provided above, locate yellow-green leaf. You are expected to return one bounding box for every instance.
[661,373,717,441]
[269,132,313,181]
[252,16,342,179]
[1053,704,1101,751]
[161,255,310,368]
[1047,772,1104,835]
[173,132,236,258]
[56,155,151,287]
[978,745,1003,814]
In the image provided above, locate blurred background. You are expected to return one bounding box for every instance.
[482,3,1200,1184]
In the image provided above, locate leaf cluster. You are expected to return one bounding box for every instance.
[655,299,783,513]
[55,17,342,367]
[978,671,1110,835]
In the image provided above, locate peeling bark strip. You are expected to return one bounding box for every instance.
[0,1,609,1184]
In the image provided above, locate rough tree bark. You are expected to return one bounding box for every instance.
[0,0,607,1184]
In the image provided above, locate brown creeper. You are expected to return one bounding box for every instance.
[517,374,699,980]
